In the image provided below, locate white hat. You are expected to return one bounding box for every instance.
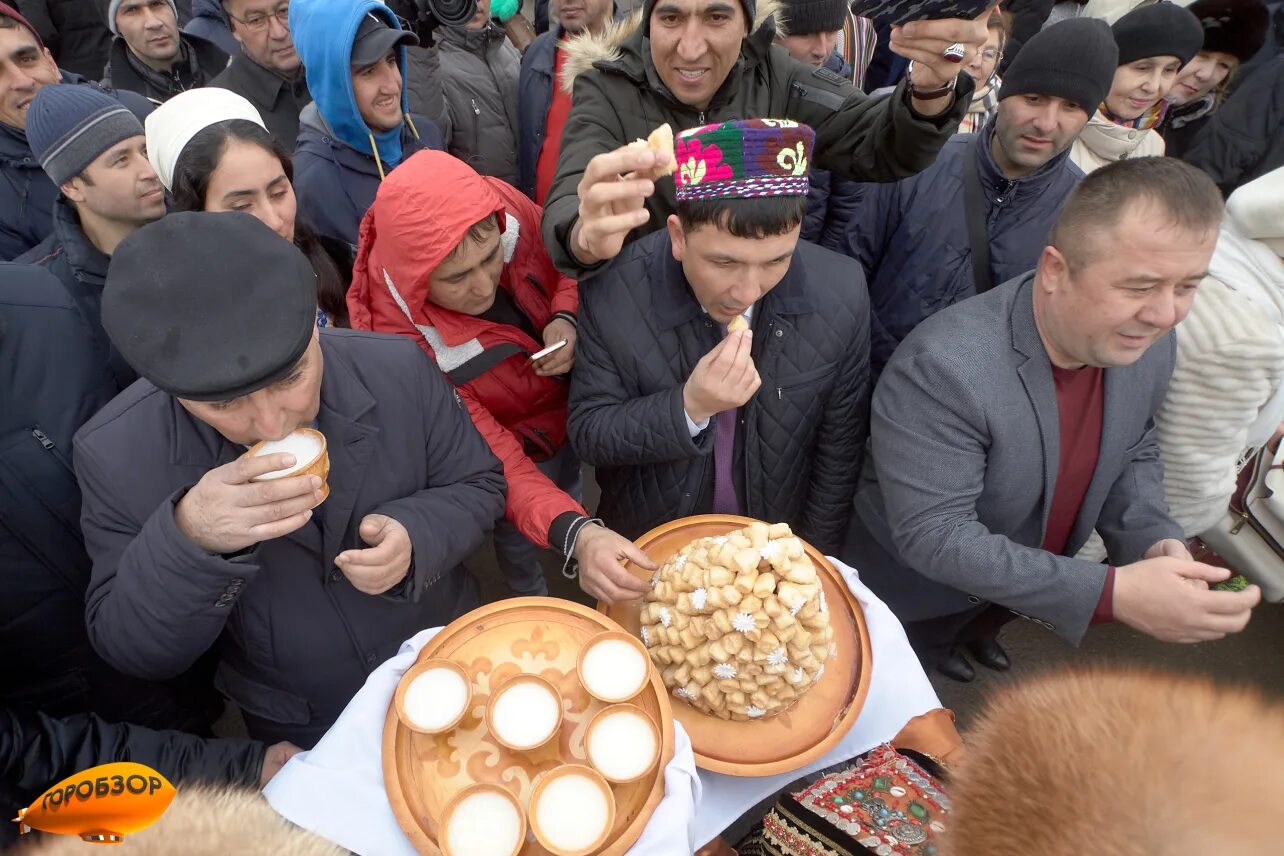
[145,89,267,191]
[1227,166,1284,257]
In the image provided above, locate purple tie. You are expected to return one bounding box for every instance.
[711,324,742,515]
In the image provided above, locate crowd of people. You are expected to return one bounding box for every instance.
[1,0,1281,849]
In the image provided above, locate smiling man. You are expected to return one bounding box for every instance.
[842,18,1118,375]
[542,0,993,278]
[104,0,229,103]
[75,211,505,747]
[568,119,870,555]
[843,157,1262,684]
[209,0,311,146]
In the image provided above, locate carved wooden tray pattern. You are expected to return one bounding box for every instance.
[383,598,675,855]
[602,514,874,777]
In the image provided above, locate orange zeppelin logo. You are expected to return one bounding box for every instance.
[12,762,175,844]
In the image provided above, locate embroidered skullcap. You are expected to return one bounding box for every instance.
[673,119,815,202]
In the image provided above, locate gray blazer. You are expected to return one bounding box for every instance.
[843,272,1184,644]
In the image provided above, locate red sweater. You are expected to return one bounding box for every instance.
[1045,365,1114,623]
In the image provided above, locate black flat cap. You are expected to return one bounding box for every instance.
[103,211,318,401]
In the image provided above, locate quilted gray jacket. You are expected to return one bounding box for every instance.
[568,230,871,555]
[436,23,521,184]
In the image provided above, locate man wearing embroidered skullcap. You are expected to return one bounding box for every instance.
[74,210,505,747]
[567,119,870,556]
[541,0,998,279]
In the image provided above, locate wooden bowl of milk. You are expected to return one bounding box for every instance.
[485,673,563,752]
[528,764,616,856]
[244,427,330,502]
[394,659,471,735]
[577,631,650,704]
[439,782,525,856]
[585,704,661,784]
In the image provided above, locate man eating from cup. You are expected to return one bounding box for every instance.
[74,210,506,747]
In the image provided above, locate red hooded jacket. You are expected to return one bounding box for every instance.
[348,151,583,548]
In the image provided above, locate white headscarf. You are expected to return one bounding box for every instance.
[1228,166,1284,259]
[145,89,268,191]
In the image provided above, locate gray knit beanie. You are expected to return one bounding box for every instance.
[105,0,179,35]
[26,84,144,186]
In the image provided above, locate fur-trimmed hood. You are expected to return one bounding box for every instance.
[20,786,346,855]
[558,0,783,94]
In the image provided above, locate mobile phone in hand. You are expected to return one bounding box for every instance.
[529,339,568,363]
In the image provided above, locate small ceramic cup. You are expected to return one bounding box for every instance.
[439,782,526,856]
[244,427,331,502]
[393,658,472,735]
[576,631,651,704]
[485,673,564,752]
[584,704,661,784]
[528,764,617,856]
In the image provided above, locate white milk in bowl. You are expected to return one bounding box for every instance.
[489,678,560,750]
[588,707,659,782]
[443,787,523,856]
[401,667,469,733]
[253,430,322,479]
[580,635,648,702]
[532,769,612,855]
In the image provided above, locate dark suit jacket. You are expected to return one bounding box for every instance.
[844,272,1183,644]
[210,52,312,149]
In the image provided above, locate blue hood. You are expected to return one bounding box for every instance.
[289,0,411,167]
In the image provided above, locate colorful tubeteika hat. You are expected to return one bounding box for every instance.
[674,119,815,202]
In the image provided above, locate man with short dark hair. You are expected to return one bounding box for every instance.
[568,119,870,555]
[103,0,229,103]
[208,0,310,146]
[844,18,1118,374]
[517,0,613,202]
[76,211,505,747]
[541,0,993,278]
[290,0,445,246]
[843,158,1262,683]
[0,3,150,258]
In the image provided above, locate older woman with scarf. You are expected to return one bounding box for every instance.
[1159,0,1269,159]
[1069,2,1203,174]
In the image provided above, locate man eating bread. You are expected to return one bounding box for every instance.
[74,211,505,747]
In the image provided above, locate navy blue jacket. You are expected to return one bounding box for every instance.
[182,0,240,58]
[516,24,560,199]
[843,122,1083,374]
[0,73,151,260]
[0,262,219,733]
[802,53,862,250]
[292,102,445,247]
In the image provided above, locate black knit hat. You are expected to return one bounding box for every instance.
[643,0,756,34]
[103,211,318,401]
[778,0,847,35]
[1112,2,1205,66]
[1000,18,1119,111]
[1187,0,1269,62]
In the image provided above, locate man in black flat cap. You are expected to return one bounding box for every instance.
[73,211,506,747]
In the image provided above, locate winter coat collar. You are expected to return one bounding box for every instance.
[439,22,509,54]
[49,196,109,281]
[648,228,815,332]
[225,50,308,109]
[1077,109,1160,162]
[0,119,30,163]
[975,119,1078,193]
[557,0,782,99]
[297,102,420,177]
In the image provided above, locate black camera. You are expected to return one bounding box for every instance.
[387,0,478,41]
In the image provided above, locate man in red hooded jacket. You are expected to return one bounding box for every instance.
[347,150,653,603]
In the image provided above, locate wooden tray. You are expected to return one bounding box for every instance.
[383,598,675,855]
[601,515,873,777]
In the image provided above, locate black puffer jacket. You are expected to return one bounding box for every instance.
[1184,55,1284,195]
[101,31,228,104]
[567,229,870,555]
[14,0,111,79]
[1,706,263,849]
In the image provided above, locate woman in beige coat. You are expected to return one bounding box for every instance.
[1069,2,1202,173]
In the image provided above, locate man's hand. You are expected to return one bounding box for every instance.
[534,317,577,376]
[174,454,325,554]
[1144,538,1194,562]
[683,330,761,425]
[575,522,656,605]
[569,142,670,266]
[258,741,303,788]
[335,514,413,595]
[891,7,992,113]
[1113,557,1261,643]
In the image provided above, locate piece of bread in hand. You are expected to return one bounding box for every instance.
[647,123,676,177]
[727,314,749,334]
